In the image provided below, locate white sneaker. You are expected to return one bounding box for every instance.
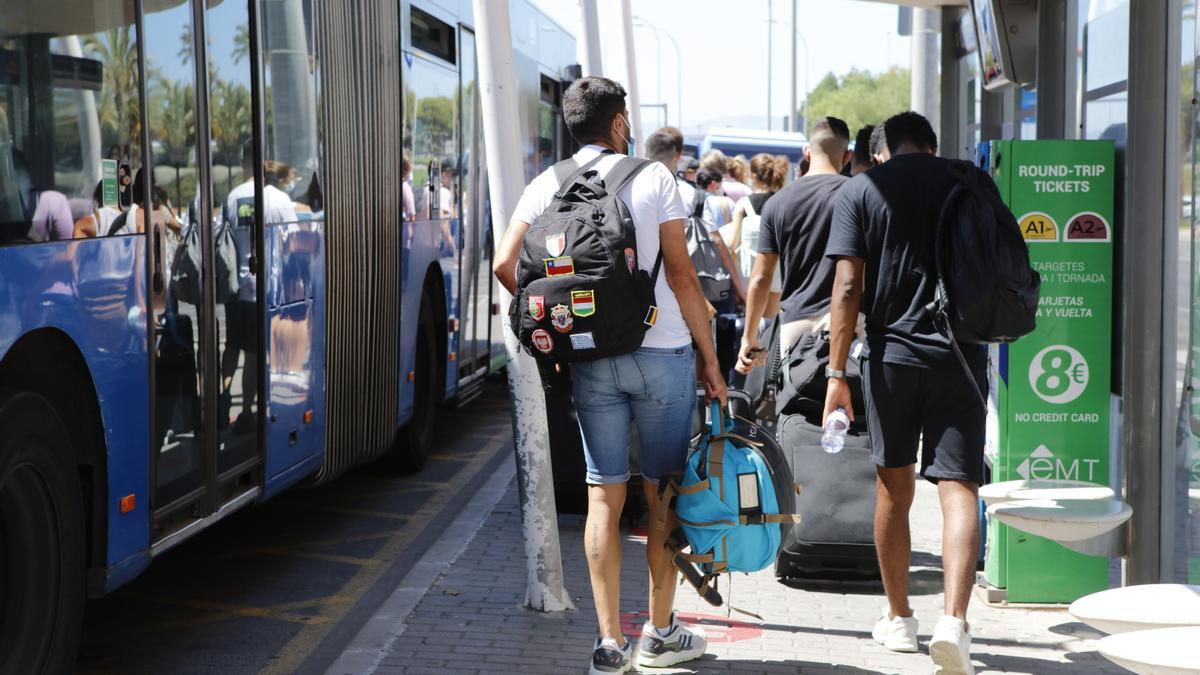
[929,615,975,675]
[636,612,707,667]
[872,608,919,653]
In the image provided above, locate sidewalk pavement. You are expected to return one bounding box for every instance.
[363,466,1128,674]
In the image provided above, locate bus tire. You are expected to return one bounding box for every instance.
[0,389,86,674]
[393,292,439,472]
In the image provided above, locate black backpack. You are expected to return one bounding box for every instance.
[776,331,866,429]
[683,190,732,304]
[511,154,661,363]
[932,160,1040,345]
[931,160,1041,401]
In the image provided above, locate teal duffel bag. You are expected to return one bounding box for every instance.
[658,402,800,608]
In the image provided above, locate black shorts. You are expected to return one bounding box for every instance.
[225,300,258,354]
[861,354,987,484]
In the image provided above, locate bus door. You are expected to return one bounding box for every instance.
[455,27,490,384]
[146,0,263,533]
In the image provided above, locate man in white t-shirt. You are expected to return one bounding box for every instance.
[221,149,298,434]
[646,129,744,311]
[495,77,725,675]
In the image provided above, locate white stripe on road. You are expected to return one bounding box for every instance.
[324,457,517,675]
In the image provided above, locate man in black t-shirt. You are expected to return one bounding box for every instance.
[823,112,992,675]
[735,117,852,373]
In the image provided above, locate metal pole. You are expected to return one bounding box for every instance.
[635,18,683,129]
[578,0,603,77]
[473,0,574,612]
[1123,0,1178,585]
[910,8,939,127]
[617,0,644,155]
[767,0,773,130]
[790,0,798,134]
[939,7,962,158]
[1034,0,1067,139]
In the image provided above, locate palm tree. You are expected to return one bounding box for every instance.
[233,24,250,65]
[156,78,196,208]
[83,28,141,157]
[211,79,252,194]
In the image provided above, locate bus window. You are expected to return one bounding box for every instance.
[0,1,141,244]
[408,57,458,222]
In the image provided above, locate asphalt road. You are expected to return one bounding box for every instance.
[76,382,514,675]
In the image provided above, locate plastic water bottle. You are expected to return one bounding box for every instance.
[822,409,850,454]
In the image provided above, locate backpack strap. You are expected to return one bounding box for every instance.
[106,209,129,237]
[691,190,707,219]
[551,152,610,199]
[602,156,653,196]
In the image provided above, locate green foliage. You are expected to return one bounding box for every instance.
[803,67,912,138]
[83,28,141,157]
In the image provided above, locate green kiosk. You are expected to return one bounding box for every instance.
[983,139,1116,603]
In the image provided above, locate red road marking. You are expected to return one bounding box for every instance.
[619,611,763,644]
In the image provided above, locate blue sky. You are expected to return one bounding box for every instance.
[142,0,249,87]
[531,0,915,135]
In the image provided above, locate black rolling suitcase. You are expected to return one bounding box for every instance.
[776,414,879,579]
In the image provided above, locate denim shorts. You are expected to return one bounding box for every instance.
[572,345,696,485]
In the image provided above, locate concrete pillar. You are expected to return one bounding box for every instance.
[578,0,602,77]
[616,0,643,156]
[473,0,574,612]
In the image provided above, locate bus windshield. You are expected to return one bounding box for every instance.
[1,1,142,243]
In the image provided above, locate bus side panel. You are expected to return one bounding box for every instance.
[0,238,150,567]
[398,215,450,427]
[263,220,327,481]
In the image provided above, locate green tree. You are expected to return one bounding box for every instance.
[83,28,141,156]
[155,78,195,208]
[233,24,250,65]
[211,79,252,194]
[803,67,912,138]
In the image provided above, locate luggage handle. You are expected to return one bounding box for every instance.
[709,400,734,436]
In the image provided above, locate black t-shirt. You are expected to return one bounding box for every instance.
[757,173,848,321]
[825,153,990,368]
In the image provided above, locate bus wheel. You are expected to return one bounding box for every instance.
[393,293,438,472]
[0,390,86,674]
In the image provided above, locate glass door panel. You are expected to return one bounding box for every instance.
[145,0,207,508]
[206,0,260,474]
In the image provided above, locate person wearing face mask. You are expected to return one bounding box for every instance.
[495,76,725,675]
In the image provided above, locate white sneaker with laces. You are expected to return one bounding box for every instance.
[872,608,919,653]
[929,615,975,675]
[636,612,707,668]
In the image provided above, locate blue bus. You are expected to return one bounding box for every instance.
[0,0,577,669]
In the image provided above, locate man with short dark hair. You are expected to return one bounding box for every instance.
[648,129,743,306]
[494,77,723,675]
[823,111,991,675]
[851,124,875,175]
[735,116,853,372]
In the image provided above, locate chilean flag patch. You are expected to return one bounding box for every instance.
[544,256,575,276]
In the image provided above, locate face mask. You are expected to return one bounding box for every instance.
[620,114,636,156]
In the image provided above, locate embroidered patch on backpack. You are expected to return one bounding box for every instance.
[570,290,595,317]
[624,247,636,273]
[550,304,573,333]
[545,232,566,257]
[570,332,596,350]
[544,256,574,276]
[644,305,658,327]
[531,328,553,354]
[528,295,545,321]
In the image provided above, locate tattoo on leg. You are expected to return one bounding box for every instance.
[590,525,601,562]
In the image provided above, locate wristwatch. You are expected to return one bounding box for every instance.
[825,366,846,379]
